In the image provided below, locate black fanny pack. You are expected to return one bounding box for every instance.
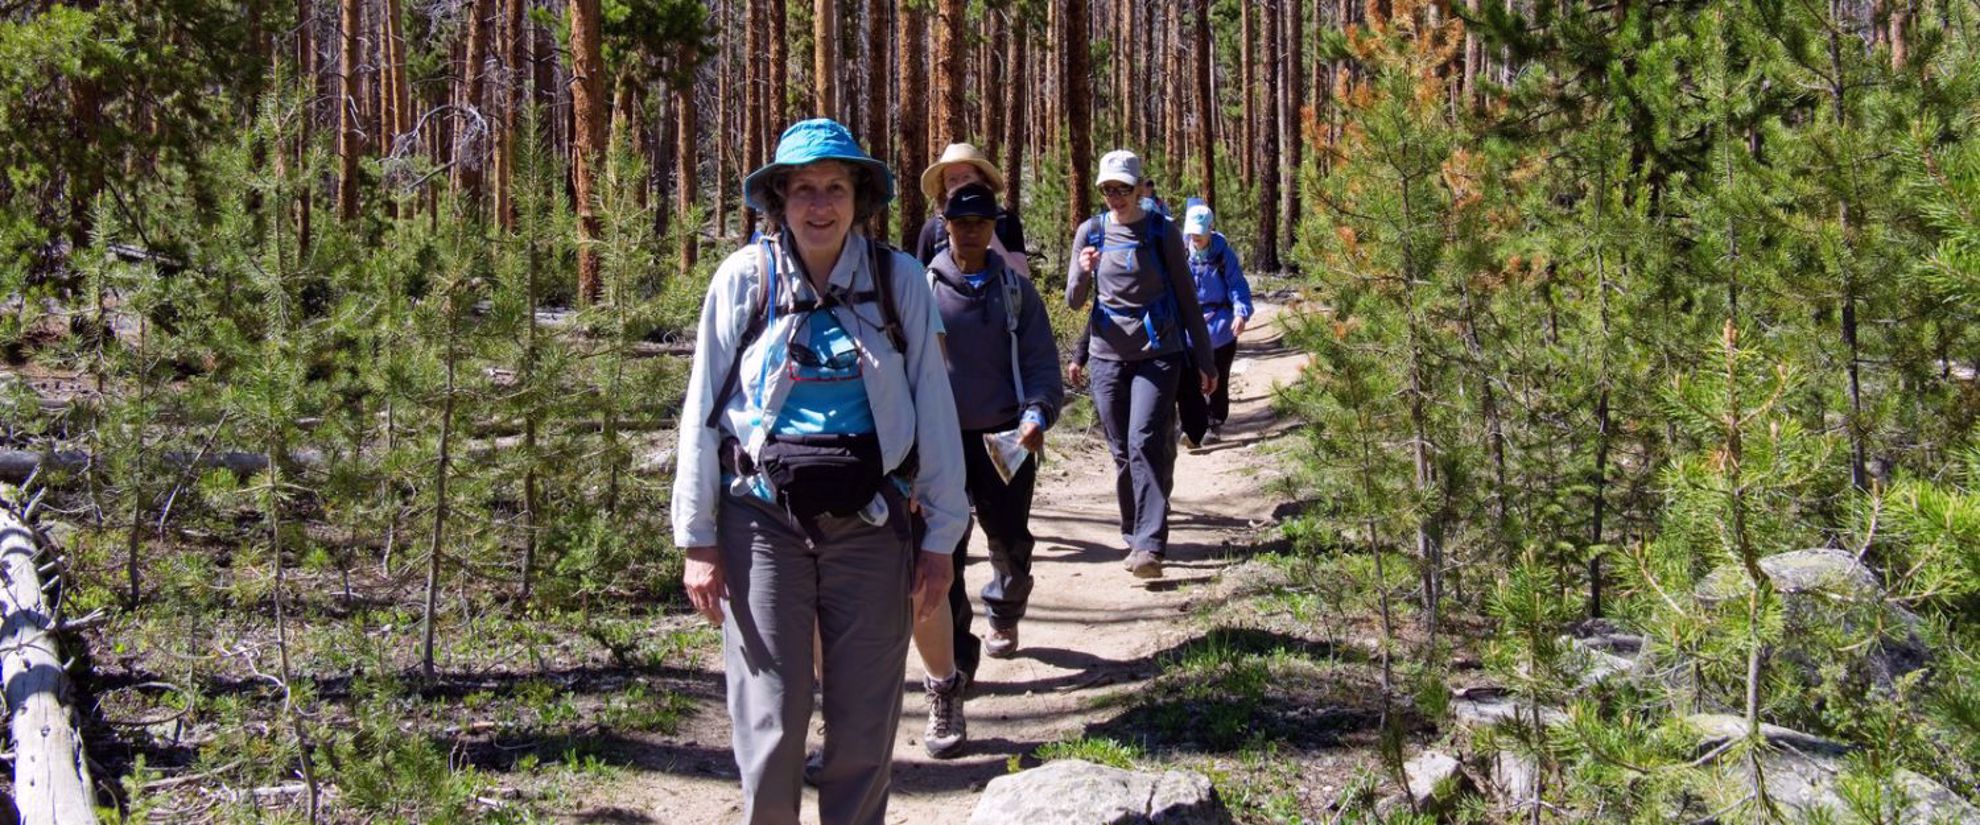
[758,431,887,520]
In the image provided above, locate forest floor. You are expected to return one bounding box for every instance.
[552,299,1414,824]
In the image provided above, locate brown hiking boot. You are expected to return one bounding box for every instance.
[1124,549,1165,579]
[985,625,1020,659]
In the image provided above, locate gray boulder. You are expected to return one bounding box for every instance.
[968,759,1235,825]
[1401,751,1470,814]
[1685,715,1980,824]
[1695,548,1929,695]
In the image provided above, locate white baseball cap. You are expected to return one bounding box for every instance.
[1096,150,1142,187]
[1183,204,1213,237]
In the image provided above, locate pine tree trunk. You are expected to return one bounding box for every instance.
[984,10,1006,162]
[1889,0,1909,68]
[1194,0,1213,211]
[337,0,362,219]
[1240,0,1254,181]
[742,0,764,235]
[1002,18,1025,212]
[770,0,789,126]
[569,0,606,305]
[493,0,525,229]
[677,77,699,277]
[1827,11,1867,493]
[1046,0,1060,150]
[1283,0,1302,252]
[421,305,459,679]
[714,0,731,240]
[1255,0,1281,271]
[934,0,966,145]
[1113,0,1129,148]
[1066,0,1093,222]
[897,0,928,246]
[294,0,314,253]
[454,0,490,209]
[814,0,837,117]
[864,0,891,237]
[1160,7,1174,163]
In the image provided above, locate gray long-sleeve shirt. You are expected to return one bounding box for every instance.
[926,250,1065,432]
[1066,213,1216,369]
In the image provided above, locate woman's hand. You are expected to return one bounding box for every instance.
[1078,246,1100,274]
[683,546,727,625]
[1018,420,1045,453]
[1200,369,1218,397]
[911,550,954,624]
[1067,361,1087,388]
[1233,316,1248,339]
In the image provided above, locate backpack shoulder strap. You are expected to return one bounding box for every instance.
[705,240,777,429]
[1000,267,1026,401]
[867,238,908,353]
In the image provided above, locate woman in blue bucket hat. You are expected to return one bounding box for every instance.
[673,118,967,825]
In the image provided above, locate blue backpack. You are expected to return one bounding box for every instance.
[1083,213,1178,351]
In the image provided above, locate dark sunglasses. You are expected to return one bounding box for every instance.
[1100,184,1135,197]
[788,340,861,371]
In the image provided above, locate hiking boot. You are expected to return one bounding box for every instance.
[1124,549,1165,579]
[803,746,823,786]
[922,671,968,759]
[1202,426,1222,444]
[985,625,1020,659]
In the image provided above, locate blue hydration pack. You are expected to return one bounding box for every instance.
[1084,213,1176,351]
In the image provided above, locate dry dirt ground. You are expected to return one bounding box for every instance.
[563,301,1309,825]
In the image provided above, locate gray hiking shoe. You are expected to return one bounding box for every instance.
[1124,549,1165,579]
[923,671,968,759]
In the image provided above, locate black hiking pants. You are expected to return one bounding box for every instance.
[948,419,1040,678]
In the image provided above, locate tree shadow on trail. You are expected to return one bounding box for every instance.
[1065,626,1423,756]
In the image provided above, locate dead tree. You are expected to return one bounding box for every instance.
[0,492,99,825]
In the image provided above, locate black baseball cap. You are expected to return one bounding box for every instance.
[943,183,1000,220]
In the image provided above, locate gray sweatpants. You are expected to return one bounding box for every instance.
[717,489,915,825]
[1087,353,1182,555]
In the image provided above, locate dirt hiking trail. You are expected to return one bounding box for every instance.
[570,300,1306,824]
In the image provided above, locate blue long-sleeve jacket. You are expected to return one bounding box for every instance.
[1188,232,1253,349]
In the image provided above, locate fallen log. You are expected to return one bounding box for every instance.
[0,448,327,485]
[0,489,99,824]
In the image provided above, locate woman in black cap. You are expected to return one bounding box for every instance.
[909,183,1064,758]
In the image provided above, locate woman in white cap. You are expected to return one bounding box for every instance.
[1066,150,1217,580]
[674,118,967,825]
[1181,203,1253,443]
[913,142,1031,277]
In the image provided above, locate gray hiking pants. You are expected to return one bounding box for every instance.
[1087,353,1182,555]
[717,489,915,825]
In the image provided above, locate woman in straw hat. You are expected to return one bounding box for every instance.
[674,118,967,825]
[914,142,1032,277]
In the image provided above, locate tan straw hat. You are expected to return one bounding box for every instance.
[920,143,1006,202]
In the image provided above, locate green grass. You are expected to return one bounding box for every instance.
[1033,735,1145,769]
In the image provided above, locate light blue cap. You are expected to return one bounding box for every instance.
[743,119,896,211]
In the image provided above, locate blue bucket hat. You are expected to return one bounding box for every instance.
[743,119,896,212]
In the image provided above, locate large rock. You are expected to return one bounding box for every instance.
[1401,751,1470,814]
[968,759,1235,825]
[1684,715,1980,824]
[1694,548,1929,695]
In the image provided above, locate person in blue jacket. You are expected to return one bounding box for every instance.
[1180,204,1253,443]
